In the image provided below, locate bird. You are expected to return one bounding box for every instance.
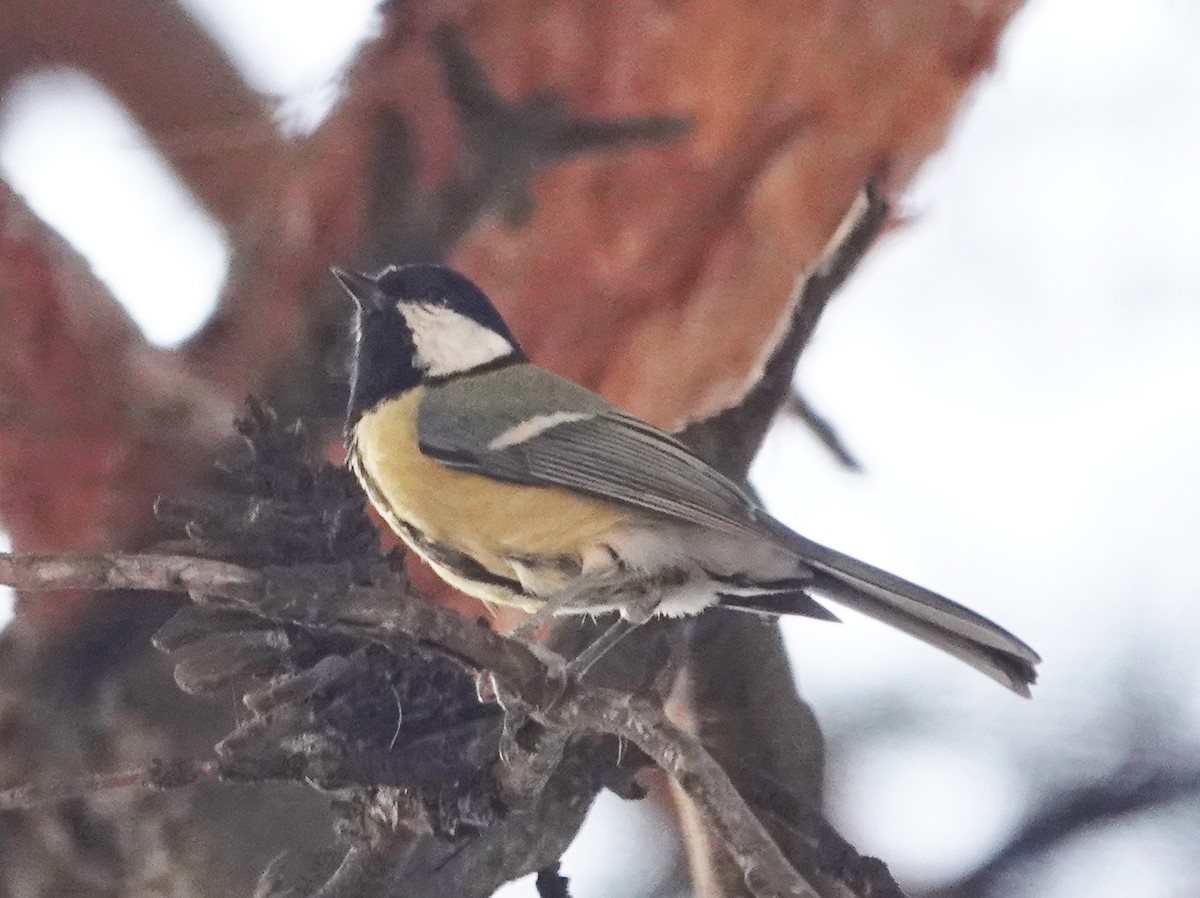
[334,263,1040,695]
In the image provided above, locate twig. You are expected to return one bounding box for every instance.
[350,22,693,305]
[681,182,888,475]
[0,760,216,811]
[0,769,146,811]
[436,23,690,158]
[536,688,817,898]
[0,550,815,898]
[783,390,862,472]
[439,32,681,216]
[926,762,1200,898]
[735,767,907,898]
[0,552,258,598]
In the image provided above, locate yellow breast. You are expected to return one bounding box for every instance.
[351,388,631,604]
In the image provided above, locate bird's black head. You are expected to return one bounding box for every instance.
[335,264,526,425]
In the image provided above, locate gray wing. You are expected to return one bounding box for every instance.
[416,365,762,535]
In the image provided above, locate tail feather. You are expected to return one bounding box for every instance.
[759,524,1041,696]
[808,573,1038,696]
[717,590,841,622]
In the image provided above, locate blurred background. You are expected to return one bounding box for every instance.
[2,1,1198,896]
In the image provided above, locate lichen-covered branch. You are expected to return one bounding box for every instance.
[0,549,820,898]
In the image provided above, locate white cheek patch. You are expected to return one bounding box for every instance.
[398,302,515,377]
[488,412,594,449]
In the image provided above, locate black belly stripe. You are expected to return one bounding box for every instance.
[404,523,527,594]
[347,441,528,595]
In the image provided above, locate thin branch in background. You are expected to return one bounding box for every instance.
[783,390,862,472]
[357,21,692,290]
[926,761,1200,898]
[794,183,890,349]
[0,760,216,811]
[436,22,690,156]
[681,182,888,475]
[435,22,691,157]
[432,22,691,230]
[759,184,888,472]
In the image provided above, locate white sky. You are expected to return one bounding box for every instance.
[1,0,1198,894]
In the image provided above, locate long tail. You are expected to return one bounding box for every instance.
[754,523,1041,696]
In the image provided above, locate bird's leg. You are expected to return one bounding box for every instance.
[510,567,640,639]
[510,583,587,639]
[564,617,636,677]
[622,585,663,626]
[513,567,670,678]
[563,579,663,677]
[512,599,560,639]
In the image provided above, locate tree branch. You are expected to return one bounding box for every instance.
[669,183,890,898]
[0,760,216,811]
[681,182,887,474]
[0,549,820,898]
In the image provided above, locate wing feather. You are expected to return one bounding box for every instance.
[416,371,760,535]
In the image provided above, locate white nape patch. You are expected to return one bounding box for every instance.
[488,412,594,450]
[398,302,514,377]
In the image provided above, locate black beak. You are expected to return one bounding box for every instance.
[331,266,387,311]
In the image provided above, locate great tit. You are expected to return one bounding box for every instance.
[336,264,1040,695]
